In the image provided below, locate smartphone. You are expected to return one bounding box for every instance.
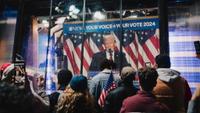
[13,60,26,87]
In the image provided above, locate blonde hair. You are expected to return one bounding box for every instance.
[57,87,96,113]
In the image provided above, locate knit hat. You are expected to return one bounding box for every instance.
[0,63,14,80]
[70,75,88,92]
[120,66,136,80]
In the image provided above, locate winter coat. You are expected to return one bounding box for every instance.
[153,68,192,113]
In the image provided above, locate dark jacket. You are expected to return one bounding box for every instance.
[48,86,65,113]
[103,82,138,113]
[89,50,129,71]
[120,91,169,113]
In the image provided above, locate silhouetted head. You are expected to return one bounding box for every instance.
[57,69,72,88]
[70,75,88,92]
[155,54,171,68]
[100,59,116,71]
[138,67,158,92]
[120,66,136,85]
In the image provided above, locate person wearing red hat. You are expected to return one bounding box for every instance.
[0,63,15,82]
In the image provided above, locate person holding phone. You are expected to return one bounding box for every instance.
[0,62,49,113]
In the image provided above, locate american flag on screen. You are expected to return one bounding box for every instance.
[113,29,160,69]
[98,71,116,107]
[63,32,107,75]
[135,29,160,68]
[63,33,93,75]
[51,24,160,75]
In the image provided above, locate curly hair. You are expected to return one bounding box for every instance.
[57,87,96,113]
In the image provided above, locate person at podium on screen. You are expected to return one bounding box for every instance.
[89,33,129,72]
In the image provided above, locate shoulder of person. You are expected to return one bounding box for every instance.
[115,50,125,54]
[94,51,105,56]
[157,101,170,113]
[49,91,62,101]
[91,73,103,83]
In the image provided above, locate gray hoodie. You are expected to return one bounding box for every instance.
[155,68,187,113]
[157,68,181,83]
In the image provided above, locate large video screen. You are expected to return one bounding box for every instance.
[61,18,160,77]
[26,16,160,93]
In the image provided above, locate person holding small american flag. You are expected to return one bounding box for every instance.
[89,59,120,106]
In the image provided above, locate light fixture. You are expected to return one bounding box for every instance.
[55,6,59,11]
[129,15,138,18]
[42,20,49,28]
[69,5,80,14]
[69,5,76,12]
[93,11,107,20]
[68,5,80,19]
[55,6,63,13]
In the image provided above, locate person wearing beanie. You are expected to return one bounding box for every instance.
[70,75,88,92]
[0,63,49,113]
[57,75,98,113]
[103,66,138,113]
[0,63,15,82]
[0,63,26,85]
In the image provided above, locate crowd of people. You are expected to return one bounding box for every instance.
[0,54,199,113]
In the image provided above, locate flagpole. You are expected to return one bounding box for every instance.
[80,0,86,75]
[119,0,124,74]
[44,0,53,90]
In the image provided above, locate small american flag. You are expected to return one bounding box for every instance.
[98,71,117,107]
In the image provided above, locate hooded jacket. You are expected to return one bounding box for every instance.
[153,68,191,113]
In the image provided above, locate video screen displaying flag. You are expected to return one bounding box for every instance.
[61,18,160,76]
[47,18,160,76]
